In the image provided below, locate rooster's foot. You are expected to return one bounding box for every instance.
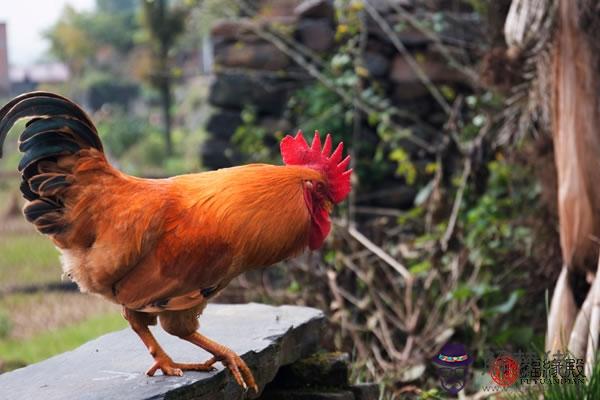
[181,331,258,393]
[208,350,258,393]
[146,356,216,377]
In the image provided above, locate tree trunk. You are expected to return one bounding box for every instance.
[160,44,173,157]
[547,0,600,354]
[161,78,173,157]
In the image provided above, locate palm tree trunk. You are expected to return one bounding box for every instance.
[547,0,600,353]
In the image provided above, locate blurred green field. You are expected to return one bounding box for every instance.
[0,232,61,290]
[0,197,125,371]
[0,313,126,366]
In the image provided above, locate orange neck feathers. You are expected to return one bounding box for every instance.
[173,164,323,273]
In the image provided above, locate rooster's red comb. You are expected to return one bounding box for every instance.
[280,130,352,203]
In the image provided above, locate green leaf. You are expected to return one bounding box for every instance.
[484,290,523,316]
[288,280,301,294]
[324,250,336,264]
[448,284,472,301]
[409,260,431,275]
[492,326,534,347]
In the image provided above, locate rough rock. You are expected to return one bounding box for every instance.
[211,19,261,44]
[367,12,479,48]
[389,54,466,83]
[367,0,415,12]
[294,0,335,21]
[208,73,290,114]
[0,303,324,400]
[273,352,350,388]
[259,117,293,136]
[205,109,243,140]
[363,52,390,78]
[257,0,303,18]
[436,12,481,44]
[296,19,335,52]
[392,11,481,45]
[260,389,355,400]
[350,383,380,400]
[366,21,428,48]
[392,27,430,47]
[391,82,430,101]
[215,42,290,70]
[200,137,239,169]
[358,186,418,209]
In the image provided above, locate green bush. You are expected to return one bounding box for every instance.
[96,107,150,159]
[120,131,166,174]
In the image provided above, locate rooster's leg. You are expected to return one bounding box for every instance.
[181,331,258,392]
[124,308,215,376]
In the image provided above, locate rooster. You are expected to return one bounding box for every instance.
[0,92,351,391]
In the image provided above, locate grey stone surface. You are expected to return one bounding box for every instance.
[208,73,290,114]
[0,303,324,400]
[363,52,390,78]
[215,42,290,71]
[260,388,355,400]
[205,109,243,140]
[296,19,335,52]
[211,19,261,43]
[350,383,380,400]
[389,54,466,84]
[294,0,335,20]
[200,137,238,169]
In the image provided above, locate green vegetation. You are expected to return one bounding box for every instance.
[514,358,600,400]
[229,2,560,396]
[0,312,126,366]
[541,361,600,400]
[0,232,61,289]
[96,107,152,158]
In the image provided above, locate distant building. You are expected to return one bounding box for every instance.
[10,62,70,95]
[0,23,10,95]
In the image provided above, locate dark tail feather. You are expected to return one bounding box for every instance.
[23,199,66,234]
[0,91,101,158]
[0,91,103,236]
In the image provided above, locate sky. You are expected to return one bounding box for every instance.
[0,0,95,67]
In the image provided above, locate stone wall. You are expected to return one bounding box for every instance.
[204,0,338,169]
[204,0,478,208]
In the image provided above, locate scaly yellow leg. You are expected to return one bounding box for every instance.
[182,331,258,392]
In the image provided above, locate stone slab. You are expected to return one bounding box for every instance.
[0,303,324,400]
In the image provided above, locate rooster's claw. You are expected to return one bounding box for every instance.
[146,356,216,377]
[210,352,259,393]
